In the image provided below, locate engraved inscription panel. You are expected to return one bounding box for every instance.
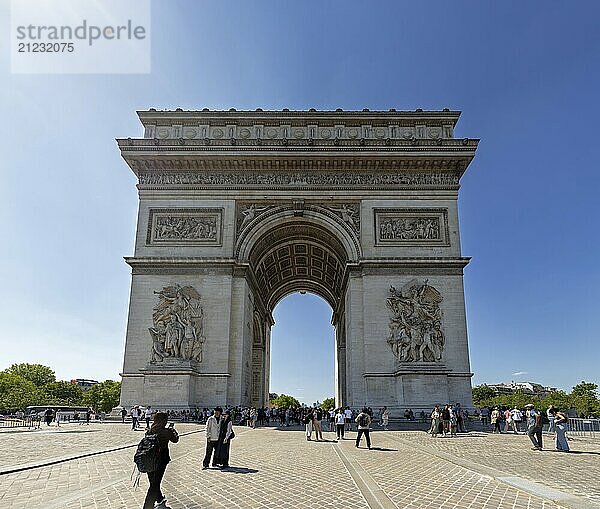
[147,208,222,245]
[374,208,449,246]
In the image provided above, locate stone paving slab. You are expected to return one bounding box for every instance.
[389,431,600,506]
[1,425,597,509]
[0,423,183,470]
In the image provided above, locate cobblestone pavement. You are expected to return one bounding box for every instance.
[0,424,598,509]
[390,430,600,505]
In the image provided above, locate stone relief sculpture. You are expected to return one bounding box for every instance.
[386,280,445,362]
[154,215,217,241]
[148,284,206,364]
[379,217,440,241]
[323,204,360,233]
[238,204,272,231]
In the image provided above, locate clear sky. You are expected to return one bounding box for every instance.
[1,1,599,405]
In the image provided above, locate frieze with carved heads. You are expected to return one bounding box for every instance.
[148,284,206,364]
[386,280,445,363]
[374,208,449,246]
[147,208,222,245]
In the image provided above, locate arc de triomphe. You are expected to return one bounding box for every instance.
[117,109,478,412]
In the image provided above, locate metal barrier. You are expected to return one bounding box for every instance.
[567,418,600,438]
[0,416,41,429]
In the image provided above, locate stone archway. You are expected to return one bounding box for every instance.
[240,215,355,407]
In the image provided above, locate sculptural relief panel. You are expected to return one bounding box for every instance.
[147,208,223,245]
[386,280,445,363]
[148,284,206,365]
[374,208,449,246]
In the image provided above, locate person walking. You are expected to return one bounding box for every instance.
[145,406,154,429]
[304,409,314,441]
[490,407,501,434]
[381,406,390,431]
[214,409,235,468]
[441,405,451,436]
[525,403,543,450]
[328,408,336,432]
[430,405,442,437]
[142,412,179,509]
[455,403,466,432]
[202,407,222,469]
[510,407,523,433]
[546,405,556,433]
[449,407,458,437]
[121,408,127,424]
[480,407,490,426]
[131,406,140,430]
[313,408,323,441]
[344,407,353,431]
[503,408,513,433]
[355,407,372,449]
[335,408,345,440]
[44,408,53,426]
[549,407,570,452]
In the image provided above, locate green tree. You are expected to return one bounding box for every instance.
[541,390,571,412]
[5,363,56,387]
[82,380,121,413]
[472,385,496,407]
[43,381,84,406]
[0,372,43,411]
[320,397,335,410]
[569,382,599,417]
[270,394,300,409]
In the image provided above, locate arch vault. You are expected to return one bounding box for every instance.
[117,108,478,412]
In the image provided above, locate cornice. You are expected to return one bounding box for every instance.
[136,108,462,126]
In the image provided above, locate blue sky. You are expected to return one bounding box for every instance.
[1,1,599,405]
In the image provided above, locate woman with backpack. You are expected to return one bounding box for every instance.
[142,412,179,509]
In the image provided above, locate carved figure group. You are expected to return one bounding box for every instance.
[386,280,445,362]
[379,217,439,241]
[149,284,206,364]
[154,216,217,241]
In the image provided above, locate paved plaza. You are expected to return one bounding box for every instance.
[1,423,599,509]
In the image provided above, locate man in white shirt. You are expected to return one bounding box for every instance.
[144,406,154,429]
[344,407,353,431]
[334,408,346,440]
[202,407,222,469]
[510,407,523,433]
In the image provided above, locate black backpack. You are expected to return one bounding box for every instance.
[357,413,369,427]
[134,434,162,473]
[540,412,550,425]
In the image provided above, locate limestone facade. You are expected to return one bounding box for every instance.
[117,108,478,412]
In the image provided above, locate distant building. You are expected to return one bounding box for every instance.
[485,381,557,398]
[71,379,99,391]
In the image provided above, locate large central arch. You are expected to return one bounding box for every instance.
[239,210,359,407]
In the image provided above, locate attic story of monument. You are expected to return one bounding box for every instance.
[117,108,478,411]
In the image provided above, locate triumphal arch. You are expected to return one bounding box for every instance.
[117,108,478,412]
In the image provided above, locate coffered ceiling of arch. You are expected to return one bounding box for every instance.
[249,223,348,311]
